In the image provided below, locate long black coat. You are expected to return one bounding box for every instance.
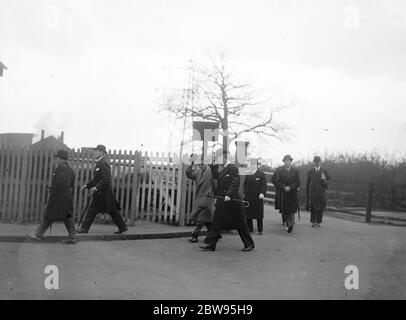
[244,169,267,219]
[271,168,282,211]
[45,161,75,221]
[273,166,300,214]
[87,157,120,213]
[211,164,247,230]
[306,167,331,211]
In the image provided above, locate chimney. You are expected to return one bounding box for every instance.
[41,130,45,140]
[60,131,64,143]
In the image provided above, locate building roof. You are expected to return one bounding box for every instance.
[29,136,70,151]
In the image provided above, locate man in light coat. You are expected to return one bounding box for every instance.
[186,156,216,242]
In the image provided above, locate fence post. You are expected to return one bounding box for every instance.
[365,182,374,223]
[176,160,187,226]
[129,151,140,226]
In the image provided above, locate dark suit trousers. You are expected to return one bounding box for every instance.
[311,208,323,223]
[35,217,76,239]
[282,213,295,228]
[246,218,263,233]
[205,224,254,248]
[80,207,127,232]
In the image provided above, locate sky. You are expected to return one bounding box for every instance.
[1,0,406,165]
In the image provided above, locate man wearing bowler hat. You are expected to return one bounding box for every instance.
[77,144,128,234]
[306,156,331,227]
[27,150,77,244]
[273,154,301,233]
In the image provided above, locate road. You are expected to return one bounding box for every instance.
[1,205,405,299]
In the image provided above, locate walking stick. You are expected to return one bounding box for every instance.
[77,192,94,230]
[201,194,250,208]
[297,192,301,222]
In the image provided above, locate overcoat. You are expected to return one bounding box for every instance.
[306,167,331,211]
[186,164,216,223]
[86,157,120,213]
[273,166,301,214]
[271,168,282,211]
[45,161,75,221]
[243,169,267,219]
[211,164,247,230]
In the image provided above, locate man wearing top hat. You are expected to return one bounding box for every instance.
[77,144,128,234]
[27,150,77,243]
[200,150,255,251]
[273,154,301,233]
[306,156,331,227]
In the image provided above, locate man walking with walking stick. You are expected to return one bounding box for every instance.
[200,151,255,251]
[273,155,301,233]
[77,145,128,234]
[27,150,77,244]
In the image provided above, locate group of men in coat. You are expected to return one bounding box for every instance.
[187,152,331,251]
[26,144,330,245]
[185,152,268,252]
[272,154,331,231]
[27,144,127,244]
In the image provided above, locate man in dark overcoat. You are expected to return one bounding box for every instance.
[27,150,77,244]
[186,157,216,242]
[200,159,255,251]
[306,156,331,227]
[273,154,300,233]
[243,160,267,235]
[77,144,127,234]
[271,166,286,225]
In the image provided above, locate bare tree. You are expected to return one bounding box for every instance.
[160,55,288,159]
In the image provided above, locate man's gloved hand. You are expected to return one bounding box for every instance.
[224,196,231,201]
[90,187,98,194]
[259,193,264,200]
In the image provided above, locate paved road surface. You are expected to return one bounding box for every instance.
[1,205,405,299]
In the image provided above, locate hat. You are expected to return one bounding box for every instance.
[313,156,322,163]
[54,150,68,160]
[282,154,293,161]
[93,144,107,153]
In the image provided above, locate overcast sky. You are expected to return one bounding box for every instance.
[1,0,405,165]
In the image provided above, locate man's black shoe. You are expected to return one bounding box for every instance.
[287,226,293,233]
[188,237,198,243]
[114,227,128,234]
[62,238,77,244]
[199,245,215,251]
[26,234,42,242]
[242,244,255,251]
